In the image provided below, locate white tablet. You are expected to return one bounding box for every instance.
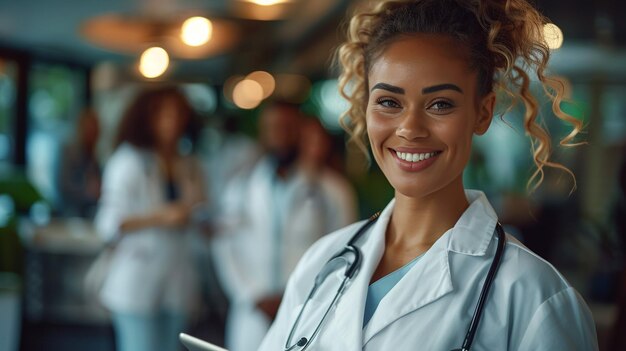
[179,333,229,351]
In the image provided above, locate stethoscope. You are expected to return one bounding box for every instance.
[285,212,506,351]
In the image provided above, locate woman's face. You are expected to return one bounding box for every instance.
[366,34,495,199]
[153,97,187,149]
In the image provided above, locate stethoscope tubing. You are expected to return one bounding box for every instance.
[285,214,506,351]
[458,222,506,351]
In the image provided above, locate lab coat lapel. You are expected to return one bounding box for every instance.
[362,190,497,344]
[330,202,391,350]
[362,233,453,344]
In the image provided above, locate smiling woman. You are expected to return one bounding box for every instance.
[258,1,599,350]
[365,35,494,203]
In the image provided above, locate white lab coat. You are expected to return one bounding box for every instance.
[95,143,205,314]
[259,190,599,351]
[213,157,357,351]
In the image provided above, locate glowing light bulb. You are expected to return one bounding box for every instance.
[543,23,563,50]
[139,47,169,78]
[249,0,287,6]
[181,16,213,47]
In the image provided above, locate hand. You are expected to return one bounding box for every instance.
[158,202,192,227]
[256,294,283,321]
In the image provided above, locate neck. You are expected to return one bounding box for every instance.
[156,144,177,159]
[298,159,323,177]
[387,176,469,251]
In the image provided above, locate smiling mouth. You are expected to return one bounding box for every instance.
[392,149,442,163]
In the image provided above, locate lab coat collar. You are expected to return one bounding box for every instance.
[447,190,498,256]
[361,189,499,344]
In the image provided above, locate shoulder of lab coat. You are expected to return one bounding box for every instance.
[95,143,150,242]
[501,236,599,350]
[260,190,599,351]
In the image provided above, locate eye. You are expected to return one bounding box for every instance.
[428,100,454,112]
[375,98,401,109]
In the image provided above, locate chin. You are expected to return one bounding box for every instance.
[387,171,463,201]
[388,179,437,199]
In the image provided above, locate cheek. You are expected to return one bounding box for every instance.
[365,112,389,145]
[366,113,394,169]
[437,118,475,158]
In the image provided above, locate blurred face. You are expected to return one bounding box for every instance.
[152,97,187,149]
[80,114,100,147]
[260,105,301,156]
[300,119,332,165]
[366,34,494,199]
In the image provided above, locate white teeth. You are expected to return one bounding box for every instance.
[395,151,438,163]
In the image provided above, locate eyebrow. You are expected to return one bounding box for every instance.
[422,84,463,94]
[370,83,405,94]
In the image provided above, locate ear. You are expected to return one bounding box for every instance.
[474,92,496,135]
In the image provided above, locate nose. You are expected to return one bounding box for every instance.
[395,109,429,140]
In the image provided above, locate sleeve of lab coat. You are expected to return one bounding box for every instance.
[94,149,142,242]
[211,174,269,305]
[517,287,599,351]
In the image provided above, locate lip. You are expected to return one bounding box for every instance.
[389,147,441,172]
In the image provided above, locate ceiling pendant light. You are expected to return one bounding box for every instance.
[181,16,213,47]
[139,46,170,78]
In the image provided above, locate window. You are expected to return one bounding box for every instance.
[27,63,86,206]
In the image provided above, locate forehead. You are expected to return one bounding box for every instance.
[368,34,475,91]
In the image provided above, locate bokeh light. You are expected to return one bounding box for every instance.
[223,75,244,103]
[246,0,289,6]
[233,79,263,109]
[246,71,275,99]
[543,23,564,50]
[181,16,213,47]
[139,47,169,78]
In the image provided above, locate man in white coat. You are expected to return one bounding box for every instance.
[212,102,357,351]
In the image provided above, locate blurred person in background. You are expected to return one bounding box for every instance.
[203,113,261,215]
[291,117,357,239]
[212,102,356,351]
[58,107,101,218]
[95,86,206,351]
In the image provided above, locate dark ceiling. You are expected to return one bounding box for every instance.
[0,0,624,83]
[0,0,351,83]
[535,0,625,45]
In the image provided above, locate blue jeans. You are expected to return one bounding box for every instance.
[112,310,187,351]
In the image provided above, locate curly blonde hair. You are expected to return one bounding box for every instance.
[336,0,583,192]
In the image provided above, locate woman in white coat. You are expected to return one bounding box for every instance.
[95,87,206,351]
[259,0,599,350]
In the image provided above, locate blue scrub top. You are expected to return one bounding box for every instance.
[363,254,424,327]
